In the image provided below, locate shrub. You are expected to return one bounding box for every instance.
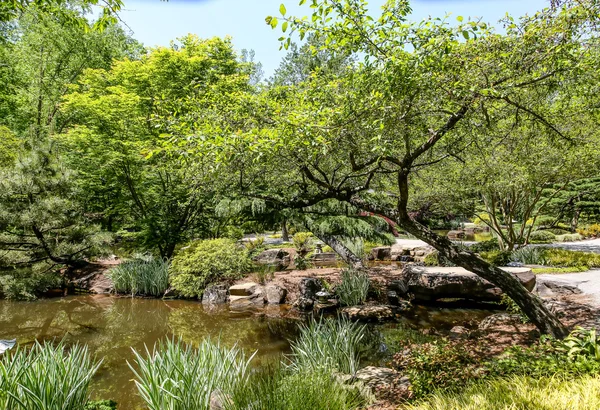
[0,341,100,410]
[84,401,118,410]
[423,252,439,266]
[130,338,253,410]
[510,246,548,265]
[500,294,529,323]
[107,255,170,297]
[529,230,556,243]
[578,223,600,238]
[292,232,313,256]
[544,248,600,268]
[224,225,244,240]
[547,228,571,235]
[293,254,310,270]
[169,239,251,298]
[230,365,370,410]
[469,238,499,253]
[479,250,512,266]
[243,237,265,257]
[559,327,600,360]
[555,233,584,242]
[0,268,62,300]
[336,268,370,306]
[290,317,367,375]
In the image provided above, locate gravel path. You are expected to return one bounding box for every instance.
[537,270,600,306]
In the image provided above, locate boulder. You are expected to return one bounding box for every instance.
[341,304,410,322]
[293,297,314,311]
[229,282,259,297]
[252,248,290,270]
[398,266,536,302]
[449,326,470,340]
[202,284,228,305]
[265,284,287,304]
[354,366,408,390]
[299,277,322,300]
[447,230,465,239]
[371,246,392,261]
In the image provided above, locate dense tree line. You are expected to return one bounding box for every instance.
[0,0,599,336]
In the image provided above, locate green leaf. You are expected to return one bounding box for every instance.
[457,15,464,22]
[280,3,287,15]
[270,17,279,29]
[282,21,289,32]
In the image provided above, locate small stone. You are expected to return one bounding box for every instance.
[294,297,314,311]
[202,284,228,305]
[371,246,392,261]
[449,326,470,340]
[341,305,405,322]
[265,284,287,304]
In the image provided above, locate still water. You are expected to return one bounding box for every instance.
[0,296,495,409]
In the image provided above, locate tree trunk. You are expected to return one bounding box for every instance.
[281,219,290,242]
[398,215,568,338]
[313,233,365,270]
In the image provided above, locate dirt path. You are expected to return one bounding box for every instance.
[537,270,600,307]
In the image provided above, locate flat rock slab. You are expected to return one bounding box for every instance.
[341,304,410,322]
[229,282,259,296]
[400,266,535,302]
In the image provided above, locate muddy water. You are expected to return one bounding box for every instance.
[0,296,497,409]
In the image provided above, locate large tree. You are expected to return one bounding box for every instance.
[201,0,599,337]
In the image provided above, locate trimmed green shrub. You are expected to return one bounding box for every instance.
[107,255,170,297]
[544,248,600,268]
[0,341,100,410]
[469,238,499,253]
[555,233,583,242]
[169,239,251,298]
[0,268,62,300]
[578,223,600,238]
[336,268,370,306]
[480,250,512,266]
[529,230,556,243]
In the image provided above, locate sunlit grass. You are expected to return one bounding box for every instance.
[108,255,170,297]
[406,374,600,410]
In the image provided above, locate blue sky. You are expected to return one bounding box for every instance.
[118,0,550,76]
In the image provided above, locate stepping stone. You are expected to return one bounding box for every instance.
[229,282,258,296]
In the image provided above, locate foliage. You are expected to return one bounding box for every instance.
[406,374,600,410]
[0,341,100,410]
[510,246,549,265]
[292,232,313,256]
[531,266,587,274]
[130,338,253,410]
[559,327,600,360]
[293,255,310,270]
[543,249,600,268]
[555,233,583,242]
[479,250,512,266]
[0,268,62,300]
[500,294,529,323]
[290,317,366,375]
[84,400,118,410]
[529,230,556,243]
[336,268,370,306]
[169,239,251,298]
[469,239,500,253]
[107,255,170,297]
[0,143,111,269]
[229,365,370,410]
[578,223,600,238]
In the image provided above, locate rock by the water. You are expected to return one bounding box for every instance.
[371,246,392,261]
[202,284,228,305]
[229,282,259,297]
[354,366,407,389]
[265,284,287,304]
[314,300,338,314]
[299,278,322,300]
[0,339,16,355]
[294,296,314,311]
[252,248,290,270]
[398,266,536,302]
[341,304,409,322]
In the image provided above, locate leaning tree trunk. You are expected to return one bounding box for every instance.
[399,216,568,338]
[313,233,365,271]
[281,219,290,242]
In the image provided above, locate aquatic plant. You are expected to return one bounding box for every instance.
[290,316,366,375]
[336,268,370,306]
[108,255,170,297]
[0,341,100,410]
[130,338,253,410]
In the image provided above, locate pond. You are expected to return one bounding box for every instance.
[0,296,497,409]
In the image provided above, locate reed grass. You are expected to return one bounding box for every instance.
[336,268,370,306]
[289,316,366,375]
[129,338,253,410]
[0,341,100,410]
[108,255,170,297]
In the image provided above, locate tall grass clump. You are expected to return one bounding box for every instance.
[0,341,100,410]
[510,246,548,265]
[290,316,366,375]
[130,338,253,410]
[336,268,370,306]
[108,255,170,297]
[406,374,600,410]
[228,364,370,410]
